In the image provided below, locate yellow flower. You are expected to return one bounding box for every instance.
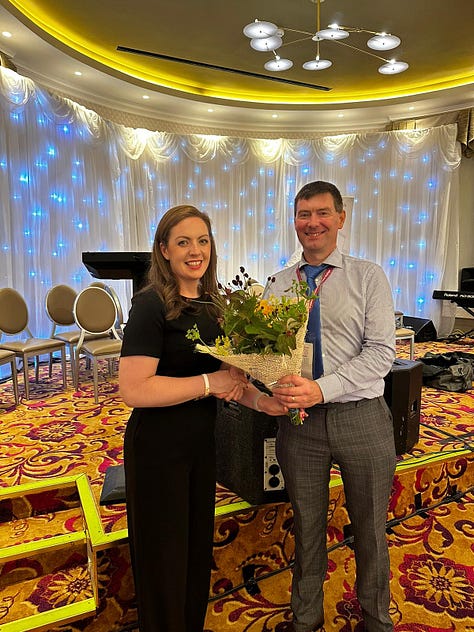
[257,299,274,316]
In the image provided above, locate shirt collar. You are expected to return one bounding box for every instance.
[297,247,342,271]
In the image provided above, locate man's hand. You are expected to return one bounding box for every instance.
[271,374,324,409]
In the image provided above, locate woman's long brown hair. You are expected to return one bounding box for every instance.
[145,205,220,320]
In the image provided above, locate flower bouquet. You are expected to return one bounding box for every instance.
[187,267,311,424]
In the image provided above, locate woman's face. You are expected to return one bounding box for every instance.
[160,216,211,294]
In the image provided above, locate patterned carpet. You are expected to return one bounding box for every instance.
[0,337,473,631]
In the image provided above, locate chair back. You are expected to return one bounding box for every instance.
[89,282,124,330]
[0,288,30,336]
[45,284,78,333]
[74,287,119,337]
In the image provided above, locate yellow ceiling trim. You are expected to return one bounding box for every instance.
[6,0,474,106]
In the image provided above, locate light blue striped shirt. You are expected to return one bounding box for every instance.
[264,248,396,403]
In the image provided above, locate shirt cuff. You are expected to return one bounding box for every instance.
[316,373,344,403]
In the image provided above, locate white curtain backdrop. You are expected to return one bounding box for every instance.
[0,67,461,349]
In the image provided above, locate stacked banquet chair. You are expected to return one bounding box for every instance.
[45,283,82,384]
[73,285,123,404]
[45,283,114,384]
[0,288,67,400]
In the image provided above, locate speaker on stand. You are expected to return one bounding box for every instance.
[403,316,437,342]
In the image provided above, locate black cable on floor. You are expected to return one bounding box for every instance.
[418,421,474,453]
[207,485,474,602]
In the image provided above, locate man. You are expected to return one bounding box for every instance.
[268,181,396,632]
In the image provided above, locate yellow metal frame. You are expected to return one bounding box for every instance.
[0,474,127,632]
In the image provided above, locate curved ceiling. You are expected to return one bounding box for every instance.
[1,0,473,132]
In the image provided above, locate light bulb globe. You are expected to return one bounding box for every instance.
[243,20,278,39]
[303,58,332,70]
[316,27,349,40]
[264,58,293,71]
[378,60,409,74]
[250,35,283,51]
[367,34,401,50]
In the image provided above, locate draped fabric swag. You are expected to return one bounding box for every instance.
[0,67,462,344]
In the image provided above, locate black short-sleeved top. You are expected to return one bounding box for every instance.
[121,288,222,378]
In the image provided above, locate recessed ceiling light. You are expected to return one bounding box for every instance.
[1,31,12,38]
[272,114,278,118]
[208,108,214,112]
[74,71,82,76]
[408,106,415,111]
[142,95,150,100]
[337,113,344,118]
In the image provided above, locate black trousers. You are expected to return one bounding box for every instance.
[124,401,216,632]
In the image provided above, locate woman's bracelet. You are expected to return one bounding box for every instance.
[202,373,210,398]
[254,392,269,412]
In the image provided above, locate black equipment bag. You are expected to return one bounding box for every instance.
[419,352,474,392]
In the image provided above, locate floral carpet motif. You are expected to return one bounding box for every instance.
[0,339,472,631]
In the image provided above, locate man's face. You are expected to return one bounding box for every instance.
[294,192,346,263]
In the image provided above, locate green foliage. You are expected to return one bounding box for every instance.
[187,267,310,357]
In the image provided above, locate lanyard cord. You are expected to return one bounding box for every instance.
[296,265,333,311]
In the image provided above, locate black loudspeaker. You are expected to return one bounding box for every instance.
[215,400,288,506]
[403,316,437,342]
[216,359,424,503]
[383,359,423,455]
[460,267,474,292]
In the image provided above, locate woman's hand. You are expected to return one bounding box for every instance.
[209,368,247,401]
[256,393,288,416]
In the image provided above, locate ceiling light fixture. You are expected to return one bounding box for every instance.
[243,0,408,76]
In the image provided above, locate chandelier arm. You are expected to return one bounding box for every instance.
[339,26,387,36]
[279,35,315,49]
[328,38,390,63]
[281,26,316,37]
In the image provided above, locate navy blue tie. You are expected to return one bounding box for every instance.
[304,264,328,379]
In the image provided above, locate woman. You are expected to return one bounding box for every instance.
[119,205,284,632]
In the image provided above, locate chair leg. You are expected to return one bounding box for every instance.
[23,355,30,400]
[93,360,99,404]
[48,353,53,378]
[10,359,19,405]
[74,349,80,390]
[60,346,67,389]
[68,344,76,385]
[35,356,40,383]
